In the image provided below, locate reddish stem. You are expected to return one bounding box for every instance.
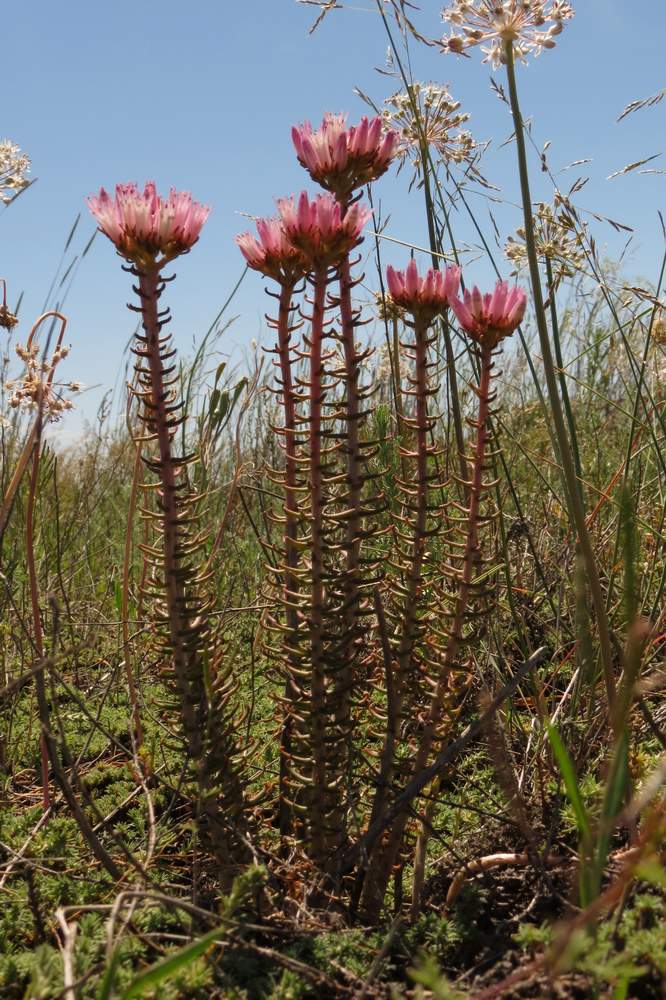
[361,342,495,920]
[275,281,300,838]
[137,265,203,758]
[308,265,328,862]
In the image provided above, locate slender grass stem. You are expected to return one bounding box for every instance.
[504,41,617,723]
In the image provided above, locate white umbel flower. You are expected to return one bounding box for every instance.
[441,0,574,69]
[0,140,31,204]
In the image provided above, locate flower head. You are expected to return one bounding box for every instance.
[450,280,526,347]
[441,0,574,69]
[653,310,666,347]
[292,113,397,199]
[386,259,461,323]
[0,280,18,331]
[0,140,31,204]
[236,215,309,285]
[382,82,476,178]
[0,304,18,331]
[7,340,77,422]
[276,191,371,267]
[87,182,210,267]
[505,199,587,285]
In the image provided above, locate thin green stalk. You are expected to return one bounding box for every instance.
[545,258,583,488]
[504,41,618,723]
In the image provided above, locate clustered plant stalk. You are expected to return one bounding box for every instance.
[22,311,71,810]
[237,113,526,908]
[85,130,530,916]
[81,66,568,924]
[88,184,249,876]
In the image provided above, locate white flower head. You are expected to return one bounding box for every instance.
[382,82,475,176]
[441,1,575,69]
[0,140,31,204]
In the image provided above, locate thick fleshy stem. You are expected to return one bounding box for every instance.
[395,316,434,700]
[121,432,145,756]
[332,253,363,776]
[273,280,301,839]
[359,341,496,921]
[504,41,617,723]
[135,264,205,757]
[131,265,248,875]
[307,264,329,863]
[364,314,435,863]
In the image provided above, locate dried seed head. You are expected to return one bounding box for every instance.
[8,314,77,422]
[0,304,18,330]
[374,290,406,324]
[441,1,574,68]
[652,311,666,346]
[505,200,587,284]
[382,82,476,176]
[0,139,31,204]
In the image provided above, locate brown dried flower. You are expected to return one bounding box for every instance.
[0,304,18,331]
[6,313,77,422]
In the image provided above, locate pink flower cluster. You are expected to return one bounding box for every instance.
[236,216,308,284]
[450,281,526,347]
[87,182,210,265]
[292,114,397,199]
[276,192,371,267]
[385,261,526,343]
[386,259,461,322]
[237,193,370,279]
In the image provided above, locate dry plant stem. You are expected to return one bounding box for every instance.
[26,441,50,809]
[360,342,495,921]
[504,42,618,722]
[445,851,568,910]
[55,908,78,1000]
[0,418,38,547]
[275,280,300,838]
[308,264,329,863]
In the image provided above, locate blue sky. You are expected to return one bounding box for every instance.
[2,0,664,438]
